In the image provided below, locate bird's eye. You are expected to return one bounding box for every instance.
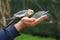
[29,11,33,13]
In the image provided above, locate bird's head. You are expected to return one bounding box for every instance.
[27,9,34,16]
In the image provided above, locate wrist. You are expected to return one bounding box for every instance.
[14,21,25,31]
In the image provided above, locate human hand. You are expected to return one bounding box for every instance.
[15,15,48,31]
[21,15,48,27]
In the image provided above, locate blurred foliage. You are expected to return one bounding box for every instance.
[0,0,60,39]
[6,0,60,39]
[0,0,11,28]
[14,33,55,40]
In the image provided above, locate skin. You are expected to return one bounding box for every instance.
[14,15,48,31]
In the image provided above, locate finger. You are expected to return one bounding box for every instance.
[36,15,48,23]
[22,17,36,22]
[23,18,36,24]
[30,18,36,22]
[32,15,48,26]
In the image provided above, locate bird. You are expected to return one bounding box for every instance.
[6,9,34,27]
[32,11,49,19]
[7,9,34,21]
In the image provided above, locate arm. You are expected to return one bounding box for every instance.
[0,25,20,40]
[0,15,47,40]
[14,15,48,31]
